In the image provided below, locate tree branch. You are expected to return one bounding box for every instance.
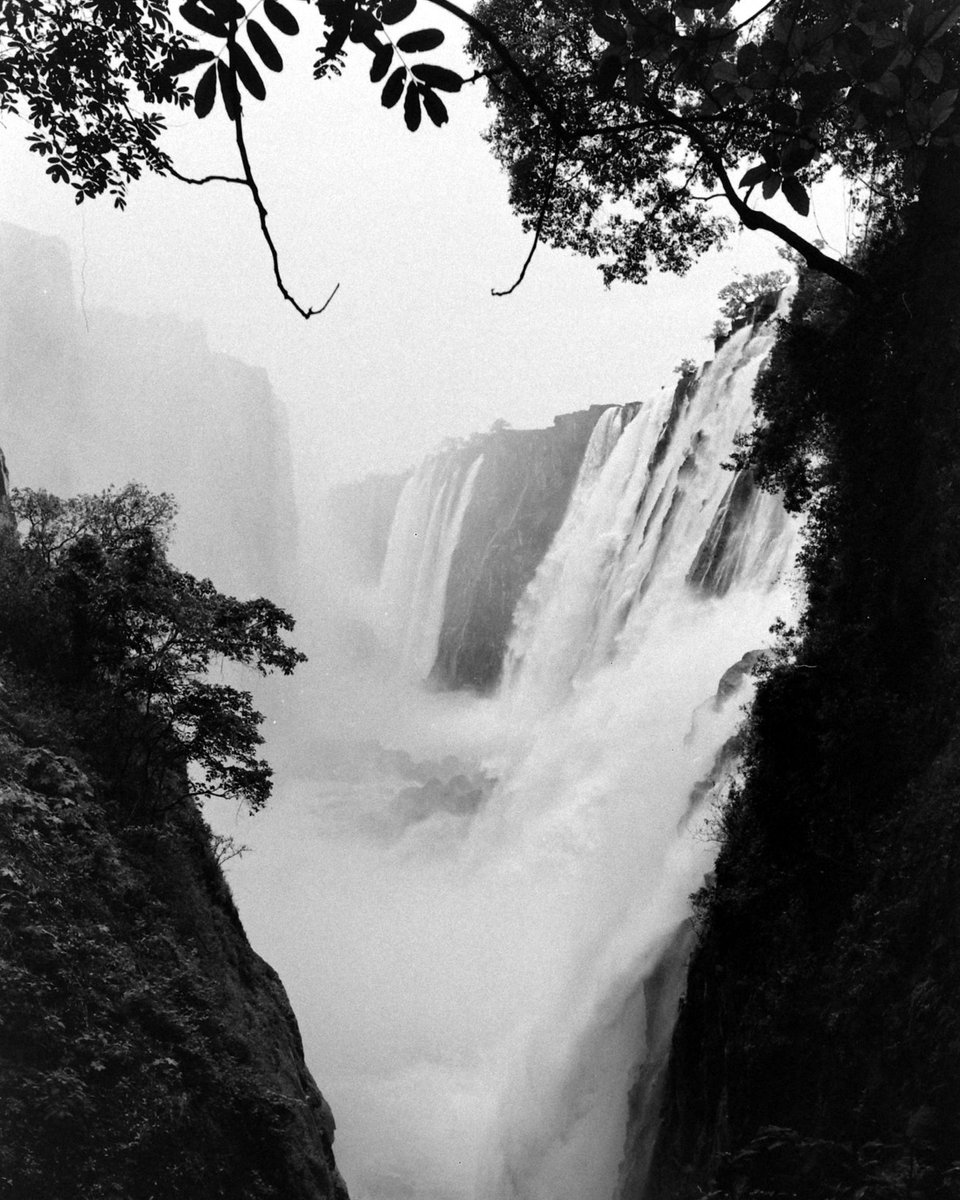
[424,0,568,141]
[445,0,871,295]
[165,164,247,187]
[628,89,872,295]
[492,134,561,296]
[699,139,871,295]
[230,94,340,318]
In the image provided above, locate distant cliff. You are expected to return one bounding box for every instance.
[431,409,606,691]
[0,223,297,601]
[321,470,411,585]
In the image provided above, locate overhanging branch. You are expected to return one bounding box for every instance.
[230,90,340,319]
[492,134,562,296]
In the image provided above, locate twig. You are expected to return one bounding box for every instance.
[166,164,247,187]
[229,62,340,319]
[492,133,561,297]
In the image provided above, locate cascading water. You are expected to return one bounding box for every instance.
[212,302,800,1200]
[377,450,484,679]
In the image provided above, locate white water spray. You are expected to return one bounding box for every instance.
[213,306,800,1200]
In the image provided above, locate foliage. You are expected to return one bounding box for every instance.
[1,0,194,207]
[717,270,791,322]
[1,482,305,814]
[466,0,960,290]
[9,0,960,303]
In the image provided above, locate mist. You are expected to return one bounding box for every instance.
[203,311,800,1200]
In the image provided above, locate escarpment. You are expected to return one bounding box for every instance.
[0,700,349,1200]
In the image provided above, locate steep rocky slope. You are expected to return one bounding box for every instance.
[0,722,349,1200]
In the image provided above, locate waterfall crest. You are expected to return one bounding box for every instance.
[377,451,484,679]
[503,317,794,717]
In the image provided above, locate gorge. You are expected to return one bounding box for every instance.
[5,216,957,1198]
[215,297,798,1200]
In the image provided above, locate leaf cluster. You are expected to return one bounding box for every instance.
[169,0,464,132]
[2,0,195,206]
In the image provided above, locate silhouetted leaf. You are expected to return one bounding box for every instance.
[594,48,622,98]
[180,2,228,38]
[404,81,422,130]
[591,10,625,44]
[410,63,462,92]
[762,172,782,199]
[370,43,394,83]
[930,87,958,130]
[168,47,216,74]
[263,0,299,35]
[247,20,283,71]
[194,63,218,117]
[206,0,245,19]
[740,162,772,189]
[779,139,816,175]
[381,66,406,107]
[917,46,944,84]
[381,0,416,24]
[782,175,810,215]
[421,87,448,126]
[397,28,444,53]
[232,42,265,98]
[350,8,379,46]
[217,59,238,118]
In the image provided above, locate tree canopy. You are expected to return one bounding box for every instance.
[5,0,960,303]
[1,482,305,814]
[465,0,960,292]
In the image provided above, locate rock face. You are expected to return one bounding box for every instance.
[431,408,606,691]
[0,717,348,1200]
[0,223,297,601]
[321,470,411,585]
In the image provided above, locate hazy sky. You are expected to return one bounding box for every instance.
[0,11,853,495]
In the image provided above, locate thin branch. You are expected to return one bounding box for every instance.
[229,77,340,319]
[165,164,247,187]
[492,135,562,297]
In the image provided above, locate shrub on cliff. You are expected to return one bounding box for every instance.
[0,482,305,814]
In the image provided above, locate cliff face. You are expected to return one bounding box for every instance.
[0,223,297,601]
[636,210,960,1198]
[431,408,606,691]
[321,470,410,585]
[0,715,348,1200]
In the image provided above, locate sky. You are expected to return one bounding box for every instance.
[0,6,855,496]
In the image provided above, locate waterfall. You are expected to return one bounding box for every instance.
[503,319,793,716]
[212,303,800,1200]
[377,451,484,679]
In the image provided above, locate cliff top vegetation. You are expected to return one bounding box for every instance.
[0,480,304,816]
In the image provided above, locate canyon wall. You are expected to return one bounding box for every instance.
[0,223,297,601]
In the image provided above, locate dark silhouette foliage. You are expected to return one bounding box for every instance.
[0,482,305,815]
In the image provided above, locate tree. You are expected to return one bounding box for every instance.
[7,0,960,306]
[464,0,960,293]
[4,482,306,813]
